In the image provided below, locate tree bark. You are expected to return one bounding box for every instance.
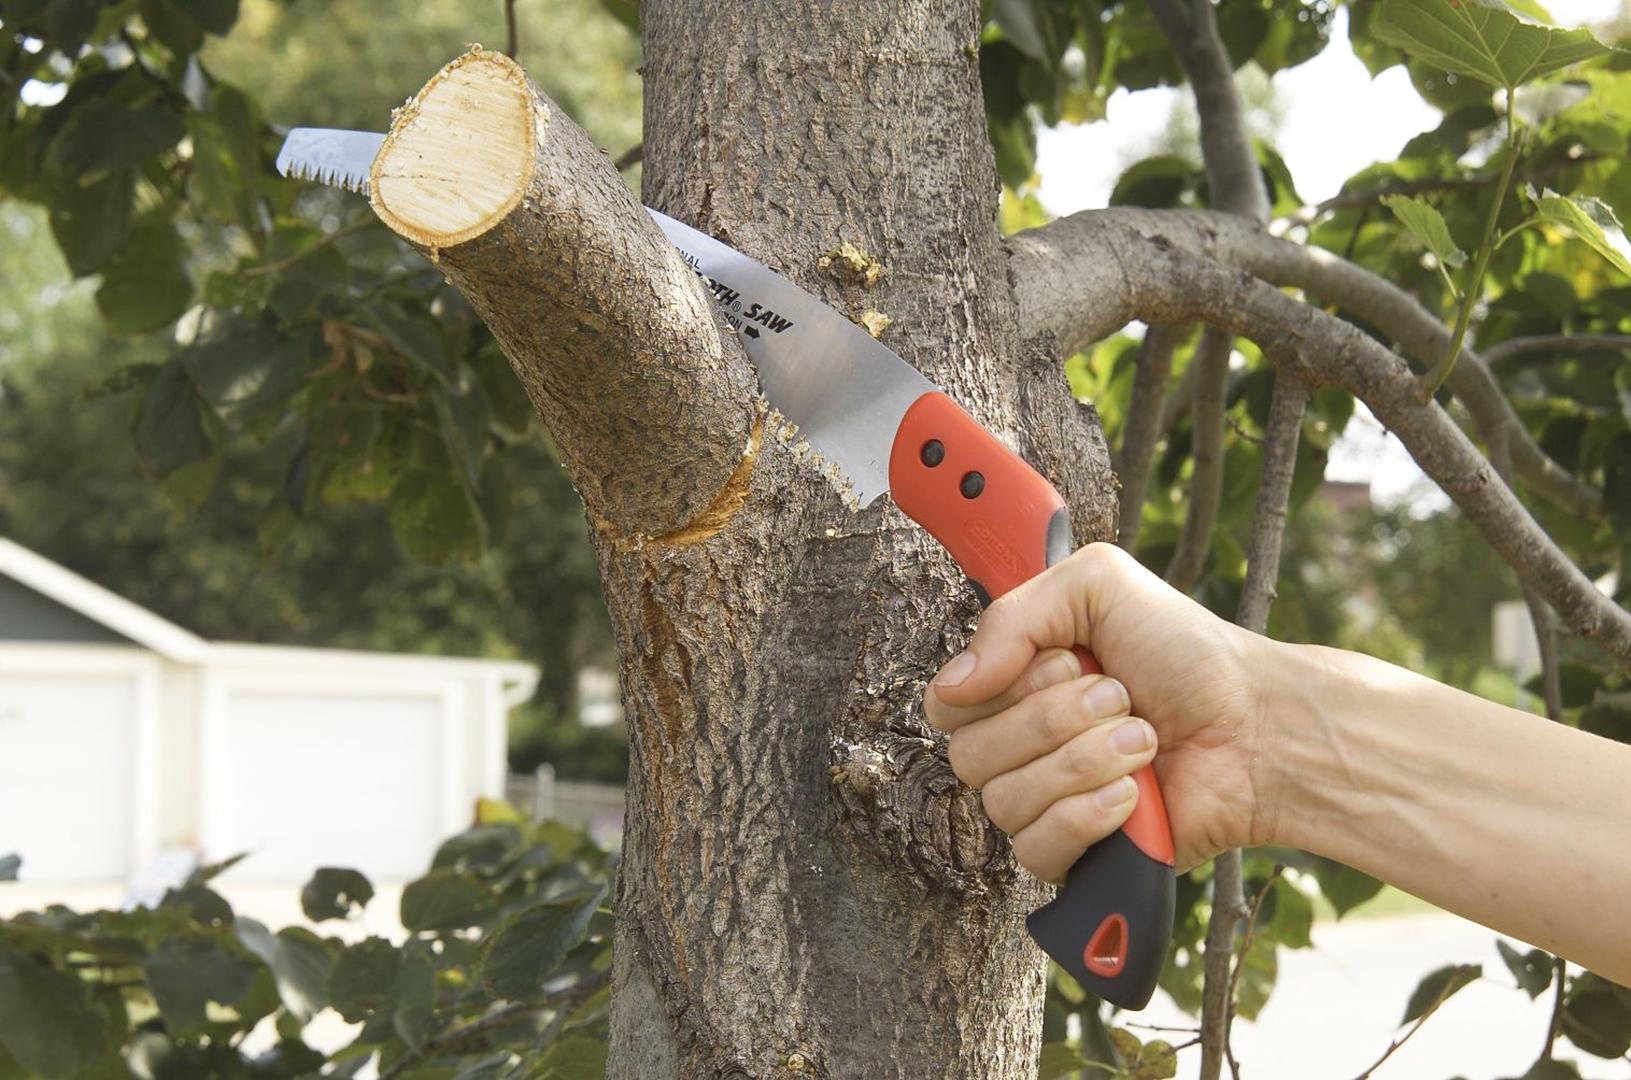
[369,5,1122,1077]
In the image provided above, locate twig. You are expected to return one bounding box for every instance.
[1419,93,1523,400]
[504,0,519,60]
[1483,332,1631,366]
[613,143,644,172]
[1541,958,1568,1062]
[1301,152,1603,220]
[1125,1021,1203,1035]
[378,973,608,1080]
[1350,974,1470,1080]
[1223,864,1286,1040]
[240,221,373,278]
[1116,323,1185,550]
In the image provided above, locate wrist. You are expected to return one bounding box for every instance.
[1247,640,1385,854]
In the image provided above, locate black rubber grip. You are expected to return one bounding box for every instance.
[1026,829,1175,1008]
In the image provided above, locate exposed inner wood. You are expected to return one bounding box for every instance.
[371,50,536,248]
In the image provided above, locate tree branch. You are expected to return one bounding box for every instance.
[1011,218,1631,667]
[366,49,757,537]
[1237,373,1308,635]
[1116,323,1185,550]
[1146,0,1268,222]
[1163,328,1230,593]
[1483,332,1631,367]
[1008,207,1602,519]
[1198,850,1246,1080]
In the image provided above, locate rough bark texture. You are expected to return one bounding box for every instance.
[597,3,1118,1076]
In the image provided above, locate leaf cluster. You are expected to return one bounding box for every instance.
[0,805,615,1079]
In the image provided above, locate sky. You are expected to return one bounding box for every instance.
[1034,2,1621,509]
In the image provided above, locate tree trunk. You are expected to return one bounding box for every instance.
[617,6,1117,1075]
[368,2,1119,1075]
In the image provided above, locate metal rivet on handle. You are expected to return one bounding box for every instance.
[920,440,945,467]
[959,471,984,499]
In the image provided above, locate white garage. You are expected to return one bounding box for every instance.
[0,537,537,885]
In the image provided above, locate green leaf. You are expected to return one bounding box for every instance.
[1533,188,1631,278]
[1309,857,1385,917]
[1402,963,1480,1024]
[1111,154,1202,209]
[1562,973,1631,1057]
[400,870,496,933]
[300,867,375,922]
[534,1035,609,1080]
[1520,1060,1583,1080]
[391,952,435,1052]
[432,823,525,874]
[1522,661,1603,708]
[1268,877,1314,949]
[1496,939,1555,998]
[95,220,192,334]
[479,893,601,1002]
[143,932,257,1034]
[181,314,311,422]
[235,919,333,1022]
[0,948,105,1078]
[133,358,217,495]
[49,169,135,276]
[991,0,1048,60]
[1036,1041,1091,1080]
[0,855,16,882]
[47,102,186,177]
[1373,0,1608,90]
[389,466,484,566]
[326,937,402,1024]
[1382,194,1468,268]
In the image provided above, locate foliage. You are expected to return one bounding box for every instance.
[0,807,614,1079]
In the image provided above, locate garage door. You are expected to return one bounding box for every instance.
[211,689,447,881]
[0,672,138,881]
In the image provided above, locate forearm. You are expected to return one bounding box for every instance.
[1261,641,1631,986]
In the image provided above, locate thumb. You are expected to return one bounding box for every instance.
[929,545,1109,707]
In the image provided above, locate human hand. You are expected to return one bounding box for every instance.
[923,542,1275,879]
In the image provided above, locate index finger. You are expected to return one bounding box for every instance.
[928,547,1100,709]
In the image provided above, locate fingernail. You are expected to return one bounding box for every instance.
[1093,775,1137,809]
[936,651,977,687]
[1111,718,1153,755]
[1082,677,1129,720]
[1034,651,1081,691]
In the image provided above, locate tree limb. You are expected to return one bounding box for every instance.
[1011,218,1631,667]
[1146,0,1268,222]
[1198,850,1246,1080]
[1008,207,1602,518]
[1483,332,1631,366]
[1237,373,1308,635]
[366,48,757,537]
[1163,328,1230,593]
[1116,323,1185,549]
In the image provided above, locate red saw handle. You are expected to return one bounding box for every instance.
[889,390,1175,1010]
